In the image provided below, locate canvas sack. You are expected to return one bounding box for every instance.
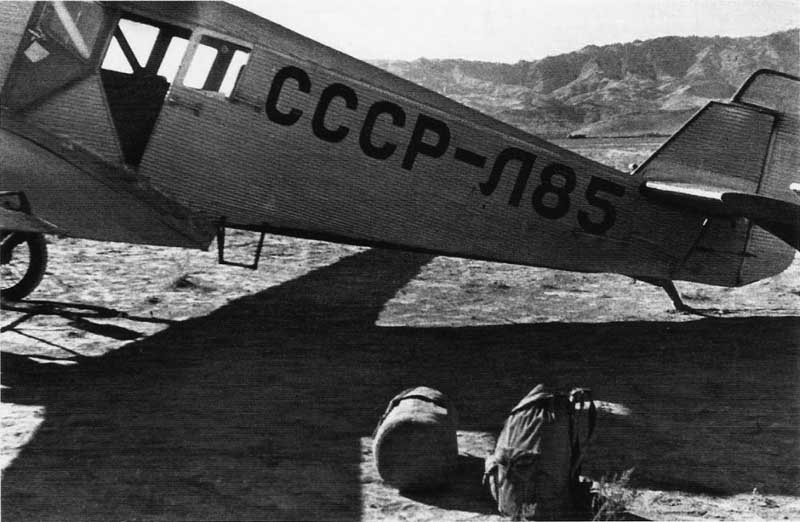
[373,386,458,491]
[484,384,596,520]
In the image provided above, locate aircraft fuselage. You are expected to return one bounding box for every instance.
[1,2,794,290]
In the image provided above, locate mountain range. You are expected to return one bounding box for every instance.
[371,29,799,137]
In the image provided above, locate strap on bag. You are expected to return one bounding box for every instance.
[483,455,498,487]
[373,387,450,438]
[568,388,597,479]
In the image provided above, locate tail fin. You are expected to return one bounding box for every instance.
[639,69,800,286]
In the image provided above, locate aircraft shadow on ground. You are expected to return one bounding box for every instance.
[2,300,178,342]
[2,248,798,520]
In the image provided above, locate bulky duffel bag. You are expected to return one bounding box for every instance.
[484,384,596,520]
[373,386,458,491]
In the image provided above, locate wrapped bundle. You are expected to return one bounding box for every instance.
[372,386,458,491]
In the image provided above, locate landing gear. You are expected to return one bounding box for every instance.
[1,191,50,302]
[1,231,48,301]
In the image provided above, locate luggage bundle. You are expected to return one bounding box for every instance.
[484,385,596,520]
[373,384,597,520]
[372,386,459,491]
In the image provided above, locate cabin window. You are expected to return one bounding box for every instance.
[183,35,250,97]
[157,37,189,83]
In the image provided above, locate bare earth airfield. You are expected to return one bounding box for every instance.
[2,139,799,520]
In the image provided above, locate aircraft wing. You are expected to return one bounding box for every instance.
[0,206,64,234]
[0,127,214,249]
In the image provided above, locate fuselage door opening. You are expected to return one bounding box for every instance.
[100,13,191,166]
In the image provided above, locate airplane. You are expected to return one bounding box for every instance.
[1,1,798,311]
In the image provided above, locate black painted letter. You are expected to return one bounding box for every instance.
[401,114,451,170]
[266,66,311,126]
[480,147,537,206]
[359,101,406,160]
[312,83,358,143]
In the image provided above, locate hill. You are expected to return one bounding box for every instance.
[371,29,799,137]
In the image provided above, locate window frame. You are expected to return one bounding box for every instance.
[176,27,252,100]
[100,11,192,78]
[36,1,108,62]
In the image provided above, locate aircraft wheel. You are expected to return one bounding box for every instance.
[1,231,48,302]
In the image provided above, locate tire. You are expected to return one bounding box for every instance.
[1,232,48,302]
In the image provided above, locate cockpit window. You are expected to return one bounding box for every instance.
[183,35,250,97]
[101,16,190,82]
[101,18,159,73]
[38,1,104,60]
[102,18,157,74]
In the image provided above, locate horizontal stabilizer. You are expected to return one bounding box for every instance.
[720,192,800,250]
[642,180,800,250]
[0,207,64,234]
[641,180,727,214]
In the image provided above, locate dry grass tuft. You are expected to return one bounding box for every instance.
[592,468,638,521]
[169,273,214,293]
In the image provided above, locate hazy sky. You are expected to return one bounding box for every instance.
[230,0,799,63]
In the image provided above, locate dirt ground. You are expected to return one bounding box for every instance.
[2,139,799,521]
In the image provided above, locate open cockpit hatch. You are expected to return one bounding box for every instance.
[1,2,111,109]
[0,3,186,166]
[3,2,253,169]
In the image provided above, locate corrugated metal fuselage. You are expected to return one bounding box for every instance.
[0,2,212,248]
[1,2,791,285]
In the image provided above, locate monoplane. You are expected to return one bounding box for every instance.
[2,2,798,309]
